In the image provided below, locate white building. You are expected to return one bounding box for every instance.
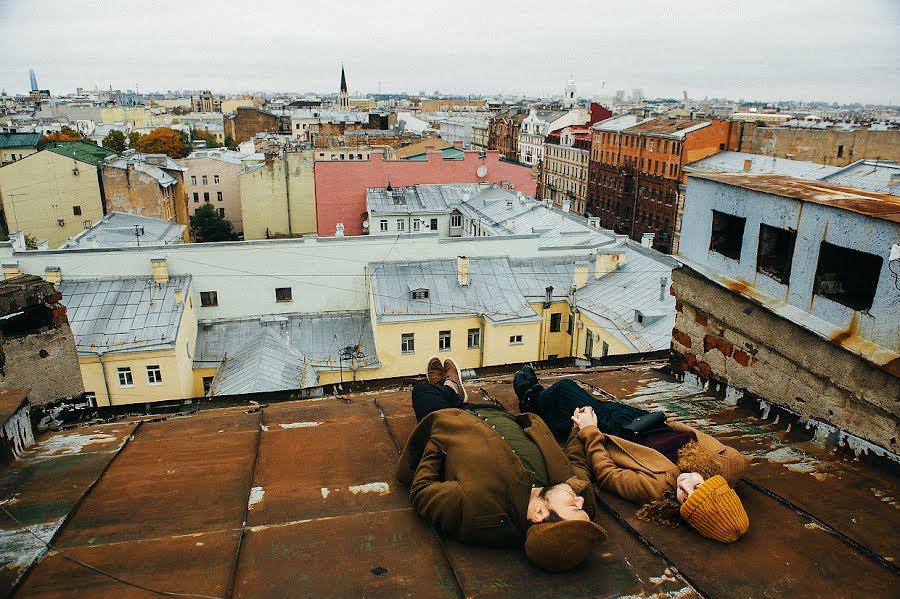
[439,116,486,150]
[517,108,588,166]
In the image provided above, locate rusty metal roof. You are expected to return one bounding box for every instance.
[623,118,712,138]
[690,172,900,223]
[2,363,897,598]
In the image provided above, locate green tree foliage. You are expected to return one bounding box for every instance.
[191,128,222,148]
[24,233,38,249]
[102,130,127,153]
[128,131,143,148]
[224,135,238,151]
[190,204,238,243]
[178,130,194,155]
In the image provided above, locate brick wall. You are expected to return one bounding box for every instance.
[224,108,279,143]
[670,267,899,452]
[739,125,900,166]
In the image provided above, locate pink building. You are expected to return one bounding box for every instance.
[314,150,537,237]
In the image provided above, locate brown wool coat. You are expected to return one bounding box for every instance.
[396,408,596,547]
[578,421,748,505]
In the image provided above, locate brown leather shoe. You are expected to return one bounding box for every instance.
[443,359,468,402]
[427,356,444,385]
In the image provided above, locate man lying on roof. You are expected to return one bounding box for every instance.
[513,366,750,543]
[395,357,608,572]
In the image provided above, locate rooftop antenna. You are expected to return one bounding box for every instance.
[386,176,392,191]
[133,224,144,246]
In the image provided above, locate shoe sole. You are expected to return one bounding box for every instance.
[427,355,443,385]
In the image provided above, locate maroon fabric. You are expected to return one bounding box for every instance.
[636,424,697,465]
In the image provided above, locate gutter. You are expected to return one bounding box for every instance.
[92,351,113,407]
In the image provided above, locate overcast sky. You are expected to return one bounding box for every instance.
[1,0,898,104]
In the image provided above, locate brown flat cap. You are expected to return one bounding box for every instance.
[524,520,608,572]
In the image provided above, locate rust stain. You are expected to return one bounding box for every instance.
[725,279,751,295]
[830,312,858,346]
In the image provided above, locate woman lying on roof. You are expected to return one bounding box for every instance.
[513,367,750,543]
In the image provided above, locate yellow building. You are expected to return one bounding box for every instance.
[59,265,198,407]
[0,133,41,166]
[221,96,263,113]
[0,141,115,247]
[239,150,316,239]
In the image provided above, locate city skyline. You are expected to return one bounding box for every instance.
[1,0,898,105]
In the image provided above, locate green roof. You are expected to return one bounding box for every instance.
[0,133,41,149]
[44,141,116,166]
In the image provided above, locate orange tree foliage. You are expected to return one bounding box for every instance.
[41,126,81,142]
[134,127,185,158]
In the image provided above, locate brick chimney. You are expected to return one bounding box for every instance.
[743,158,753,172]
[457,256,469,287]
[44,266,62,285]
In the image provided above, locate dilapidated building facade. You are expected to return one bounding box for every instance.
[672,173,900,452]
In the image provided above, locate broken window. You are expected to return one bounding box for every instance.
[401,333,415,354]
[200,291,218,307]
[813,241,882,311]
[0,306,53,338]
[275,287,292,302]
[756,224,797,284]
[117,367,133,387]
[146,365,162,384]
[550,313,562,332]
[202,376,214,395]
[439,330,451,351]
[709,210,746,261]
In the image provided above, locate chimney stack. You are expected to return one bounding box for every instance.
[659,277,668,301]
[573,261,589,289]
[641,232,655,248]
[457,256,469,287]
[151,257,169,285]
[562,199,571,213]
[743,158,753,172]
[594,250,626,280]
[44,266,62,285]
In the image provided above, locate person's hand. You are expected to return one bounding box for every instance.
[571,406,598,430]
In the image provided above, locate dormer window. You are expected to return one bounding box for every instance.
[411,288,429,300]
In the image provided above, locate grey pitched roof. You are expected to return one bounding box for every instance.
[370,257,542,324]
[194,312,379,394]
[684,151,840,179]
[820,160,900,196]
[60,212,185,249]
[59,276,190,355]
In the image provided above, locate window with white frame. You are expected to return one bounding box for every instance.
[191,175,197,185]
[413,219,421,232]
[397,219,405,231]
[467,328,481,349]
[379,220,388,231]
[117,367,134,387]
[439,330,451,351]
[450,214,462,227]
[509,334,523,345]
[202,175,208,185]
[146,365,163,384]
[401,333,415,354]
[214,174,220,184]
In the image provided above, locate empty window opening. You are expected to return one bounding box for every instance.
[757,224,796,284]
[550,313,562,332]
[0,306,53,338]
[813,241,882,311]
[72,205,82,216]
[439,330,451,351]
[200,291,218,307]
[275,287,293,302]
[709,210,746,261]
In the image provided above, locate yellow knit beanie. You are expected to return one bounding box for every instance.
[679,475,749,543]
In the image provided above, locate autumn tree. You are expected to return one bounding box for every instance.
[128,131,143,148]
[40,126,81,145]
[191,128,222,148]
[190,204,238,243]
[134,128,185,158]
[102,130,127,153]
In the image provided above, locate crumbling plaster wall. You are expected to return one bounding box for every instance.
[671,267,899,452]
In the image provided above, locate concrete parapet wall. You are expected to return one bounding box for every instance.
[670,267,899,452]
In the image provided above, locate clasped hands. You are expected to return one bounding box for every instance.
[571,406,598,430]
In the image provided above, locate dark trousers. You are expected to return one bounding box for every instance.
[411,383,506,422]
[532,379,649,437]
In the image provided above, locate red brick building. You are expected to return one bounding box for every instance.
[314,150,537,237]
[224,107,280,143]
[588,116,738,253]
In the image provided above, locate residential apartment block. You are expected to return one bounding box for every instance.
[540,126,592,215]
[180,148,263,234]
[239,150,317,239]
[588,116,737,252]
[191,90,222,113]
[0,141,115,247]
[0,133,41,166]
[488,108,528,162]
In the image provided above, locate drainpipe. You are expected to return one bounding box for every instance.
[94,352,112,407]
[283,151,292,236]
[478,322,485,368]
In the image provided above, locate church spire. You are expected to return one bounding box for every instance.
[338,64,349,110]
[340,65,347,93]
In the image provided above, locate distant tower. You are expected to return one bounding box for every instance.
[563,77,577,108]
[29,68,38,91]
[338,65,349,111]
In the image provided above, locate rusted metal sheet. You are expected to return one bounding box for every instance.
[0,422,135,594]
[54,414,259,548]
[249,399,407,527]
[135,405,262,442]
[599,487,897,598]
[443,506,699,599]
[234,509,462,599]
[691,172,900,222]
[15,528,241,599]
